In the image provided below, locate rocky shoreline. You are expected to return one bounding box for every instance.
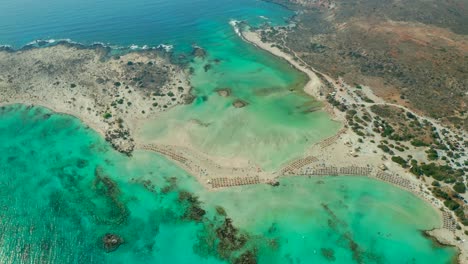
[0,44,192,155]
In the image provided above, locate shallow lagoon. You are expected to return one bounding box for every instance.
[0,0,459,262]
[2,0,341,170]
[0,105,457,263]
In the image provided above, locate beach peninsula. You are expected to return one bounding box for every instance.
[0,44,192,154]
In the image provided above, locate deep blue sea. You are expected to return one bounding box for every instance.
[0,0,290,52]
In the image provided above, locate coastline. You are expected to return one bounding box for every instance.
[0,27,464,263]
[0,37,174,54]
[239,29,323,99]
[237,25,345,122]
[238,27,467,262]
[0,44,191,155]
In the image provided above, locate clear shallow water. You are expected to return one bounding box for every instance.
[0,0,458,262]
[1,0,341,170]
[0,105,457,263]
[139,42,340,170]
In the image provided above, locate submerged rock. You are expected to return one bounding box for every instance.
[268,181,280,187]
[203,63,212,72]
[102,233,124,252]
[234,250,257,264]
[192,46,207,58]
[215,88,231,97]
[215,206,227,216]
[76,159,89,168]
[93,167,130,225]
[216,218,248,258]
[232,99,248,108]
[320,248,336,261]
[178,191,206,222]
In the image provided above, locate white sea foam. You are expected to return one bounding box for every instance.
[92,41,107,46]
[157,44,173,52]
[26,38,75,47]
[6,38,174,53]
[259,15,269,20]
[229,20,242,37]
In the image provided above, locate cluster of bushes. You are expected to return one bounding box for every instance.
[326,95,347,112]
[410,139,430,147]
[431,185,468,226]
[388,133,414,141]
[391,156,408,168]
[378,144,392,154]
[372,120,395,137]
[425,148,439,160]
[346,109,372,137]
[411,162,464,183]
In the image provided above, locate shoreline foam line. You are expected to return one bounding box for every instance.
[0,38,174,53]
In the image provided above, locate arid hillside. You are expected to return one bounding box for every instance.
[264,0,468,130]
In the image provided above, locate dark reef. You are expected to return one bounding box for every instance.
[102,233,124,252]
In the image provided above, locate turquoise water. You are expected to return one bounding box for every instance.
[0,105,457,263]
[139,38,340,170]
[0,0,290,51]
[2,0,341,169]
[0,0,458,262]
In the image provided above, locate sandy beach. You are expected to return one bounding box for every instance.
[1,32,466,263]
[238,28,468,263]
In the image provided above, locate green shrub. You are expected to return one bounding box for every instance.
[454,182,466,193]
[432,188,449,199]
[378,144,390,153]
[391,156,408,167]
[444,199,460,211]
[411,139,429,147]
[426,148,438,160]
[419,163,463,181]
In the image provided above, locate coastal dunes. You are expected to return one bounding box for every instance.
[0,44,191,154]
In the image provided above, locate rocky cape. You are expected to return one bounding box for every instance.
[0,43,192,155]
